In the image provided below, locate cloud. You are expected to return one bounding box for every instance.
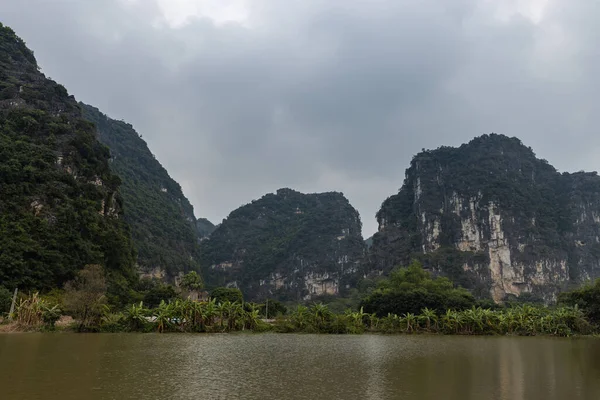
[1,0,599,236]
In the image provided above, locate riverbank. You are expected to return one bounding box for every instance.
[2,303,597,337]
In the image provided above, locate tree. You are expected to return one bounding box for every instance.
[260,299,287,318]
[211,287,243,304]
[64,265,107,331]
[180,271,204,291]
[360,260,475,316]
[139,279,178,308]
[559,279,600,324]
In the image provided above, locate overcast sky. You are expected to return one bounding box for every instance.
[2,0,599,236]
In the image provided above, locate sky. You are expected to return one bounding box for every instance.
[1,0,599,236]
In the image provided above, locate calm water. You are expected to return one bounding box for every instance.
[1,333,599,400]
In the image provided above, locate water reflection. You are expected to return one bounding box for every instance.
[1,334,599,400]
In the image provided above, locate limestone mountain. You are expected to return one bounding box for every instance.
[200,188,366,301]
[0,23,136,291]
[371,134,600,303]
[196,217,216,240]
[81,104,201,278]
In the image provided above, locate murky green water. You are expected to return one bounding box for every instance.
[1,333,599,399]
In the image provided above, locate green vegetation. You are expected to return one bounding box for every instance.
[0,23,136,298]
[4,265,598,337]
[260,299,287,318]
[210,287,243,304]
[137,279,178,308]
[12,292,61,331]
[81,104,201,277]
[559,279,600,324]
[360,261,476,316]
[63,264,108,331]
[372,133,600,298]
[180,271,203,291]
[196,218,216,239]
[200,188,365,301]
[275,303,592,336]
[5,295,595,337]
[0,286,12,315]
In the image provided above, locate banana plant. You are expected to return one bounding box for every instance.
[154,300,174,333]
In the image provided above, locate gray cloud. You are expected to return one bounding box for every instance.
[2,0,600,236]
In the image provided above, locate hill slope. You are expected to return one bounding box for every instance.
[81,104,201,278]
[196,217,216,240]
[371,134,600,302]
[200,188,366,301]
[0,23,136,291]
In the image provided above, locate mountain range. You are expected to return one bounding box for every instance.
[2,22,600,304]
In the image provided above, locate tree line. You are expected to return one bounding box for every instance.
[2,262,599,336]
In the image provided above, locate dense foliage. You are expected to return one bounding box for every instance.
[360,261,476,316]
[559,278,600,324]
[210,287,243,304]
[81,104,201,277]
[137,279,178,308]
[200,188,365,301]
[196,218,216,239]
[275,303,593,336]
[5,286,595,337]
[0,23,136,294]
[0,286,12,314]
[63,264,108,331]
[180,271,203,291]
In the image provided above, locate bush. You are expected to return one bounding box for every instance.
[14,292,61,329]
[211,287,243,304]
[139,280,178,308]
[63,265,108,331]
[360,261,475,316]
[559,279,600,324]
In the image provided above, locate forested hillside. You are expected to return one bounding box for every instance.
[196,217,216,240]
[0,23,136,294]
[82,104,201,278]
[200,188,366,301]
[371,134,600,302]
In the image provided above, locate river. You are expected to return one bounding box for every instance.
[1,333,599,399]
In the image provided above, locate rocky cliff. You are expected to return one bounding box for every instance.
[200,188,366,301]
[0,23,136,290]
[371,134,600,303]
[82,104,201,278]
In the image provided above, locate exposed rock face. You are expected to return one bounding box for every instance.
[371,134,600,303]
[200,188,366,301]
